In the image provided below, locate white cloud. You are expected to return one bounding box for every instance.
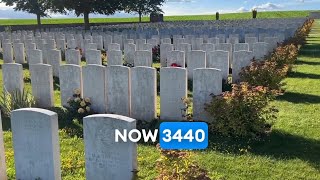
[236,7,249,13]
[252,2,283,11]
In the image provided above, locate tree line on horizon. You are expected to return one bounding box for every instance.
[0,0,165,29]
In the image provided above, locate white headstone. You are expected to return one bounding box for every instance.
[160,43,173,67]
[65,49,81,65]
[131,67,157,121]
[160,67,187,121]
[29,49,43,65]
[108,50,123,66]
[187,50,206,80]
[83,114,136,180]
[2,63,24,93]
[167,50,185,68]
[124,43,136,64]
[86,49,102,65]
[134,50,152,67]
[232,51,253,83]
[83,65,106,113]
[11,108,61,180]
[47,49,62,77]
[234,43,249,52]
[253,42,269,60]
[59,65,82,107]
[13,43,25,64]
[193,68,222,121]
[3,43,13,63]
[106,66,131,116]
[207,50,229,81]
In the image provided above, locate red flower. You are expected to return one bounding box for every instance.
[171,63,181,67]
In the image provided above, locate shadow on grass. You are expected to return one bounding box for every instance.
[208,130,320,169]
[288,71,320,79]
[295,59,320,66]
[277,92,320,104]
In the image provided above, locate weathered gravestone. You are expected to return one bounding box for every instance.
[3,43,13,63]
[2,63,24,93]
[215,43,233,66]
[234,43,249,52]
[160,67,187,121]
[108,50,123,66]
[167,50,185,67]
[108,43,121,51]
[232,51,253,83]
[86,49,102,65]
[83,114,137,180]
[59,65,82,107]
[106,66,131,116]
[65,49,81,65]
[25,43,36,62]
[13,43,25,64]
[160,43,173,67]
[29,49,43,65]
[193,68,222,121]
[134,50,152,67]
[245,37,258,51]
[0,111,7,180]
[30,64,54,108]
[200,43,215,54]
[11,108,61,180]
[131,67,157,121]
[253,42,269,60]
[83,65,106,113]
[187,50,206,80]
[47,49,62,77]
[124,43,136,64]
[207,50,229,81]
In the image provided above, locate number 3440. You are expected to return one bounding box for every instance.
[162,129,206,143]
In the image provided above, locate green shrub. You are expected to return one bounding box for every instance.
[0,89,35,117]
[205,83,278,138]
[216,12,219,20]
[23,70,31,83]
[240,60,289,91]
[156,144,212,180]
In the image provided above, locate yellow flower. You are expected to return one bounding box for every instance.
[74,89,81,95]
[80,101,86,107]
[78,108,85,114]
[86,106,91,112]
[84,97,91,103]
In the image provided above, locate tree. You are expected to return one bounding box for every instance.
[61,0,124,30]
[125,0,165,22]
[1,0,57,26]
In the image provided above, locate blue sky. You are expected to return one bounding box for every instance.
[0,0,319,19]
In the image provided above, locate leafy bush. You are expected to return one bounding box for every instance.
[66,89,94,123]
[23,70,31,83]
[240,60,289,91]
[205,83,278,138]
[269,44,299,70]
[156,144,212,180]
[216,12,219,20]
[0,89,35,117]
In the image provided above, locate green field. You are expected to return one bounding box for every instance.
[0,10,314,26]
[1,16,320,180]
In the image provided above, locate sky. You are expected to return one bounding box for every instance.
[0,0,319,19]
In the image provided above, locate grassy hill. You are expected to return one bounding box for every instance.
[0,10,313,26]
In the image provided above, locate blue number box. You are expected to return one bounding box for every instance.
[159,122,208,150]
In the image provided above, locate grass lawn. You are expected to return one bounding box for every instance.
[1,20,320,179]
[0,11,314,26]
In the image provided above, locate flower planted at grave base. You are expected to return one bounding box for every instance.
[74,89,81,95]
[170,63,181,67]
[67,89,94,123]
[80,101,86,107]
[78,108,85,114]
[84,97,91,103]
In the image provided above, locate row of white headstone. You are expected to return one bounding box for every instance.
[3,63,223,122]
[0,109,138,180]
